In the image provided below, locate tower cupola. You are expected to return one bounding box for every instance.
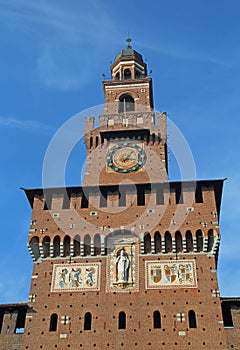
[110,37,147,81]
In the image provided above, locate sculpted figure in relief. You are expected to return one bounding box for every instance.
[116,248,130,283]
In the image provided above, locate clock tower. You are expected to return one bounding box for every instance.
[21,40,228,350]
[83,38,168,186]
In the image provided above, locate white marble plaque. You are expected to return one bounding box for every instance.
[51,263,101,292]
[145,260,197,289]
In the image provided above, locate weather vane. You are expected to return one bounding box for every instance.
[126,30,132,48]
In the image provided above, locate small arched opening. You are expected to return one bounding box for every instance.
[186,230,193,252]
[30,236,40,260]
[49,313,58,332]
[84,312,92,330]
[154,231,161,253]
[53,236,60,257]
[196,230,203,252]
[207,229,214,252]
[94,234,101,256]
[73,235,80,256]
[153,310,161,329]
[175,231,183,253]
[188,310,197,328]
[123,68,131,80]
[119,94,134,113]
[165,232,172,253]
[144,232,151,254]
[118,311,126,329]
[84,234,91,256]
[63,235,70,257]
[42,236,50,258]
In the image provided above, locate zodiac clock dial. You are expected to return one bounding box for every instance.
[106,142,146,173]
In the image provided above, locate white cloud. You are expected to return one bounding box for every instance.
[0,117,54,133]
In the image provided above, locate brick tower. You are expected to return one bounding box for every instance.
[21,39,228,349]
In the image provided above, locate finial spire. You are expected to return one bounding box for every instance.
[126,31,132,49]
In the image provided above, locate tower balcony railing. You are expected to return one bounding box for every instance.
[99,111,155,130]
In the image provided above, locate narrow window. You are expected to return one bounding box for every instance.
[49,313,58,332]
[175,231,183,252]
[154,231,161,253]
[94,234,101,255]
[81,191,89,208]
[95,136,99,148]
[90,136,93,149]
[53,236,60,257]
[196,230,203,252]
[44,192,52,210]
[153,310,161,329]
[118,311,126,329]
[195,184,203,203]
[84,235,91,256]
[175,183,184,204]
[222,302,233,327]
[186,231,193,252]
[62,192,70,209]
[30,236,40,260]
[84,312,92,330]
[100,187,107,208]
[123,68,131,80]
[73,235,80,256]
[115,72,120,80]
[63,235,70,256]
[207,229,214,252]
[156,186,164,205]
[42,236,50,257]
[144,233,151,254]
[188,310,197,328]
[137,186,145,206]
[135,69,141,79]
[118,186,126,207]
[165,232,172,253]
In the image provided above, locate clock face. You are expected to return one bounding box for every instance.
[106,143,146,173]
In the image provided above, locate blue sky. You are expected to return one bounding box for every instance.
[0,0,240,303]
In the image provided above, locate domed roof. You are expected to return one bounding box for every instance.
[114,38,144,63]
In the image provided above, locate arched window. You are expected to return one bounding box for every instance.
[90,136,93,149]
[49,313,58,332]
[73,235,80,256]
[53,236,60,257]
[42,236,50,258]
[84,312,92,330]
[118,311,126,329]
[144,232,151,254]
[154,231,161,253]
[207,229,214,252]
[94,234,101,256]
[119,94,134,113]
[84,234,91,256]
[165,232,172,253]
[115,72,120,80]
[186,231,193,252]
[135,69,141,79]
[196,230,203,252]
[30,236,40,260]
[188,310,197,328]
[123,68,131,80]
[175,231,183,253]
[63,235,70,257]
[153,310,161,329]
[95,136,99,148]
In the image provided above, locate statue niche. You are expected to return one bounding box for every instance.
[116,248,130,283]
